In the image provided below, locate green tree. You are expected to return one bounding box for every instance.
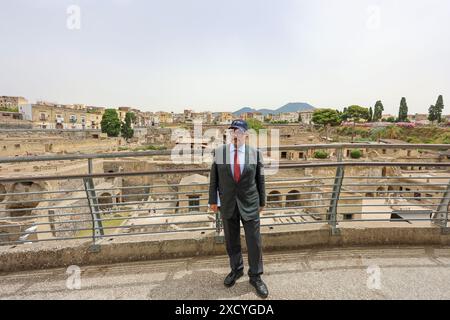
[246,118,265,133]
[435,95,444,123]
[398,97,408,122]
[312,109,342,142]
[428,104,437,124]
[368,107,373,122]
[101,109,121,137]
[298,113,302,123]
[344,105,370,122]
[340,107,349,122]
[343,105,370,142]
[373,100,384,122]
[121,112,136,141]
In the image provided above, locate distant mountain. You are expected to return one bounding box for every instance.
[276,103,315,113]
[233,102,315,116]
[233,107,255,115]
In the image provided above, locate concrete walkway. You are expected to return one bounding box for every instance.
[1,245,450,300]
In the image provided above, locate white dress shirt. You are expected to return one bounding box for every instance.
[230,143,245,177]
[216,143,245,207]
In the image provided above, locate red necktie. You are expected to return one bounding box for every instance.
[234,147,241,183]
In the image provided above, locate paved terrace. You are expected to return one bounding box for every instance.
[1,245,450,300]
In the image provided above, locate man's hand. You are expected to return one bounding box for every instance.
[209,204,219,213]
[259,206,265,213]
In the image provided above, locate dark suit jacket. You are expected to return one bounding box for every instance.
[208,144,266,221]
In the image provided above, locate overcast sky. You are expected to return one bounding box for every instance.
[1,0,449,114]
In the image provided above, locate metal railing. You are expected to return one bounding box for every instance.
[0,143,449,250]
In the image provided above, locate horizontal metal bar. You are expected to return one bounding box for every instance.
[0,186,445,207]
[264,204,331,210]
[341,183,450,187]
[333,211,432,215]
[258,220,332,228]
[2,219,215,237]
[335,190,445,194]
[2,161,450,183]
[1,143,449,164]
[99,190,209,198]
[4,212,215,228]
[0,209,214,223]
[339,218,434,223]
[0,189,85,197]
[0,196,88,206]
[0,211,89,222]
[0,235,93,246]
[332,203,437,208]
[339,176,450,179]
[0,204,92,213]
[338,196,446,200]
[259,213,328,220]
[88,181,210,192]
[0,226,217,246]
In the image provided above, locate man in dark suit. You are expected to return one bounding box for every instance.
[208,119,268,298]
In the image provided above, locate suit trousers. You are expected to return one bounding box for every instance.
[221,204,264,279]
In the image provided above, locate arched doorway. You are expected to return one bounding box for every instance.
[286,190,301,207]
[267,191,282,208]
[376,186,385,198]
[6,182,45,217]
[98,192,113,211]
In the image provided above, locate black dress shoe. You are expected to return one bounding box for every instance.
[224,269,244,287]
[249,277,269,298]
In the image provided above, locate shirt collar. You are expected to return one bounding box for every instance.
[230,143,245,153]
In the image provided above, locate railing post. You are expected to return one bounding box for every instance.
[328,147,344,235]
[83,177,104,252]
[432,178,450,234]
[88,158,93,174]
[215,209,224,244]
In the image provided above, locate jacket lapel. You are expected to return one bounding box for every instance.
[224,144,234,182]
[240,144,249,179]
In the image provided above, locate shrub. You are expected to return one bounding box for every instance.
[350,149,362,159]
[313,150,328,159]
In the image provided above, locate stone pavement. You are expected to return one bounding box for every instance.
[1,245,450,300]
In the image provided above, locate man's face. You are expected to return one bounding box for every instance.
[231,128,247,146]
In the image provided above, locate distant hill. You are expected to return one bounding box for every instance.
[233,102,315,116]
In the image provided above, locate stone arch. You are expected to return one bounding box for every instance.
[6,181,46,217]
[286,190,301,207]
[98,192,113,211]
[267,190,282,208]
[376,186,385,197]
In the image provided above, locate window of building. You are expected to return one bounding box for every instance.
[281,152,287,159]
[343,214,353,220]
[188,195,200,211]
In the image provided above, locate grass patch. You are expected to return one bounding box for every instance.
[76,212,132,237]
